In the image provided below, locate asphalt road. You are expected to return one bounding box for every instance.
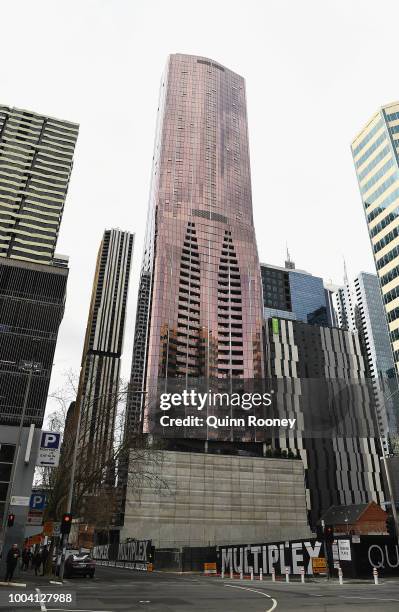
[1,565,399,611]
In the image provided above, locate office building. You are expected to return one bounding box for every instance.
[76,229,133,482]
[352,102,399,375]
[260,259,329,326]
[127,54,264,436]
[330,271,398,450]
[264,316,385,528]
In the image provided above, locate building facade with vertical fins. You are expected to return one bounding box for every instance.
[264,316,385,528]
[127,54,264,436]
[0,105,78,428]
[351,103,399,375]
[77,229,134,482]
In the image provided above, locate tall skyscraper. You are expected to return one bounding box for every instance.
[76,229,134,481]
[352,103,399,375]
[264,316,385,528]
[0,105,78,427]
[330,271,398,449]
[260,260,329,326]
[127,54,264,435]
[0,105,78,263]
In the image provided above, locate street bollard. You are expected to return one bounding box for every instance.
[373,567,379,585]
[250,569,254,581]
[259,569,263,581]
[338,567,343,585]
[240,570,243,580]
[221,569,224,579]
[230,568,233,580]
[271,567,276,582]
[300,568,305,584]
[285,567,290,583]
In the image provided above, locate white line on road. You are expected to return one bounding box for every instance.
[35,587,47,612]
[340,596,399,602]
[225,584,277,612]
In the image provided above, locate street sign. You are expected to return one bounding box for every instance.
[352,535,360,544]
[312,557,327,573]
[36,431,61,467]
[26,511,43,526]
[10,495,30,506]
[29,493,46,511]
[53,522,61,537]
[338,539,351,561]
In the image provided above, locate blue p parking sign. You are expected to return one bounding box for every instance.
[29,493,46,511]
[40,432,60,449]
[36,430,61,467]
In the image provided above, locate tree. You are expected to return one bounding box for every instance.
[35,371,169,570]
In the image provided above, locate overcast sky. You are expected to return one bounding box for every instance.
[1,0,398,410]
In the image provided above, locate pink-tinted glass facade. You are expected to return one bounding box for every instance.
[128,54,264,433]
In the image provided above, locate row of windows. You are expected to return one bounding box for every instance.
[386,111,399,122]
[370,207,399,237]
[376,243,399,270]
[364,174,398,209]
[373,225,399,254]
[360,158,395,195]
[353,118,383,157]
[358,145,391,182]
[380,263,399,287]
[355,132,387,169]
[390,328,399,342]
[367,188,399,223]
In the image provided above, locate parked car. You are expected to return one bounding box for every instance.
[64,553,95,578]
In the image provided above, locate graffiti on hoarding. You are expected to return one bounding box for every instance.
[218,540,323,576]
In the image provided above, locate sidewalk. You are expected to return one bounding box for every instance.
[0,569,63,588]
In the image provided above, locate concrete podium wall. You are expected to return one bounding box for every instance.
[122,450,311,547]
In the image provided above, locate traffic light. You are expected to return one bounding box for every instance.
[61,513,72,535]
[324,525,334,542]
[7,513,15,527]
[386,515,396,538]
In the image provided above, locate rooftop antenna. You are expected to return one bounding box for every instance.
[285,244,295,270]
[343,257,349,286]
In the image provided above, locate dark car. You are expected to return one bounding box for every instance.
[64,553,95,578]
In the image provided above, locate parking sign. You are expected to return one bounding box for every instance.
[30,493,46,511]
[36,431,61,467]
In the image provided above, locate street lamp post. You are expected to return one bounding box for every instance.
[0,359,42,551]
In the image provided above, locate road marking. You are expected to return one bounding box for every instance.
[340,596,399,602]
[225,584,277,611]
[35,587,47,612]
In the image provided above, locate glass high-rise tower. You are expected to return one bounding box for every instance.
[352,103,399,376]
[127,54,264,435]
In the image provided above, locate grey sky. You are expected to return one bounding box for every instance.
[1,0,397,409]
